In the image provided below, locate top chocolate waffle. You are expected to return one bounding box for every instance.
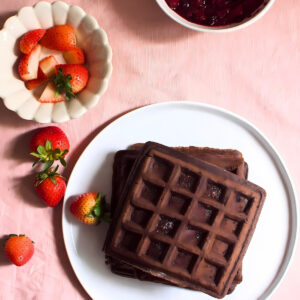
[130,143,248,177]
[108,145,246,291]
[104,142,266,298]
[111,145,248,218]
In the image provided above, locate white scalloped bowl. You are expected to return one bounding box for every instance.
[0,1,113,123]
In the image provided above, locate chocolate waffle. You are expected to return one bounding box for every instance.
[104,142,266,298]
[111,145,248,216]
[109,145,247,290]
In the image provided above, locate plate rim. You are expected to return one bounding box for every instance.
[62,101,298,300]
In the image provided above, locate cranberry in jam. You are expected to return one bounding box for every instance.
[165,0,269,27]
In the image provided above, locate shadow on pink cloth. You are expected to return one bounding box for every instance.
[0,235,11,266]
[2,127,48,207]
[0,101,34,128]
[3,128,36,162]
[107,0,196,42]
[0,10,16,28]
[52,205,92,299]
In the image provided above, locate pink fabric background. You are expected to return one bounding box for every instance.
[0,0,299,299]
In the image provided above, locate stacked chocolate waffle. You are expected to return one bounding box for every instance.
[103,142,266,298]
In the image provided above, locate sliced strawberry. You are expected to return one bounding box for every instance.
[19,29,46,54]
[40,25,76,51]
[54,64,89,100]
[18,44,42,81]
[38,82,66,103]
[63,46,85,64]
[39,55,58,78]
[25,68,48,90]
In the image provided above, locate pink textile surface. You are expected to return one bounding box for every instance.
[0,0,299,299]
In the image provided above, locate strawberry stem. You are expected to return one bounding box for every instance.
[35,165,65,187]
[53,68,75,101]
[30,139,68,170]
[8,234,18,238]
[85,193,111,223]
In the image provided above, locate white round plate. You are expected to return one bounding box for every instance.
[62,101,298,300]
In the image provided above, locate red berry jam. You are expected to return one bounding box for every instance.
[165,0,269,27]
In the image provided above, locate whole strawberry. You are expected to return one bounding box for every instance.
[30,126,70,169]
[34,166,66,207]
[70,193,110,225]
[4,234,34,266]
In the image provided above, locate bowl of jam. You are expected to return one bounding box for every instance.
[156,0,274,32]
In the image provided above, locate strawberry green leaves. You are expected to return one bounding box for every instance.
[85,193,111,224]
[30,138,68,171]
[85,193,101,218]
[7,234,26,240]
[34,165,65,187]
[53,68,75,101]
[7,234,18,239]
[70,192,110,225]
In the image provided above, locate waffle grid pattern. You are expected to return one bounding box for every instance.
[111,149,257,294]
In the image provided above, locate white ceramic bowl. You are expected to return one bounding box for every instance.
[156,0,275,33]
[0,1,113,123]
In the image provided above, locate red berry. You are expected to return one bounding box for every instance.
[19,29,46,54]
[25,68,48,90]
[30,126,70,154]
[70,193,110,225]
[30,126,70,169]
[70,193,100,225]
[18,44,42,81]
[34,174,66,207]
[40,25,76,51]
[4,234,34,266]
[39,55,59,78]
[55,64,89,94]
[63,47,85,64]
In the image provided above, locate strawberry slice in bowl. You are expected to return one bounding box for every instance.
[25,68,48,90]
[19,29,46,54]
[40,25,76,51]
[18,44,42,81]
[63,46,85,64]
[39,55,59,78]
[39,82,66,103]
